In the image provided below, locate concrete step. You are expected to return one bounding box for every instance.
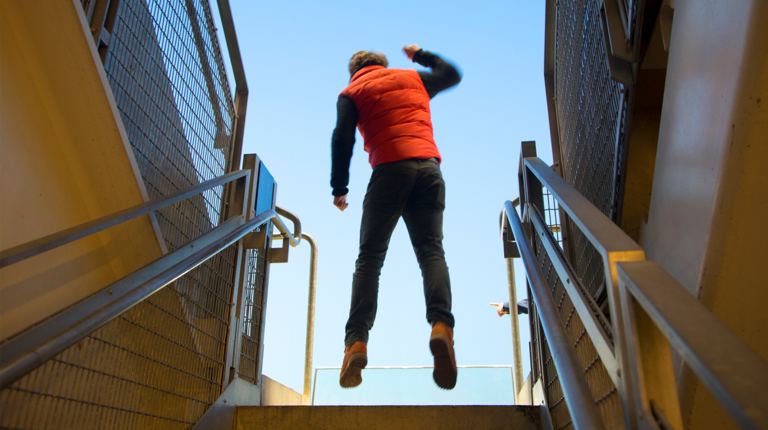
[234,405,541,430]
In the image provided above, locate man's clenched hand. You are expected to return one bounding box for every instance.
[490,303,509,317]
[402,44,420,60]
[333,195,349,212]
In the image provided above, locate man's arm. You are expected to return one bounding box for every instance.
[330,95,358,210]
[406,47,462,99]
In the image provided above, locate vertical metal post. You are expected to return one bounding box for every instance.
[301,233,317,398]
[521,142,545,217]
[254,182,278,391]
[223,159,257,387]
[620,286,683,430]
[505,257,524,403]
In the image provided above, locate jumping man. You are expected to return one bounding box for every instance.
[331,45,462,389]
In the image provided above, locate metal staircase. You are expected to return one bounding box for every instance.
[2,1,768,429]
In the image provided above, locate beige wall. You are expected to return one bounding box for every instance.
[641,0,768,428]
[262,376,308,406]
[0,1,164,339]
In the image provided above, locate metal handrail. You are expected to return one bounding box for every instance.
[0,207,297,390]
[617,261,768,430]
[273,231,317,398]
[526,205,619,386]
[523,156,644,426]
[503,201,607,430]
[0,168,304,389]
[272,206,301,248]
[300,233,317,398]
[276,206,302,244]
[506,153,768,429]
[0,170,250,268]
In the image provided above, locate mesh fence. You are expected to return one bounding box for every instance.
[0,0,241,428]
[554,0,629,301]
[238,249,268,384]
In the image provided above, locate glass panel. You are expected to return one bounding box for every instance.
[312,366,515,406]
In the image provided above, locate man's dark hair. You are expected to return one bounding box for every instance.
[348,51,388,77]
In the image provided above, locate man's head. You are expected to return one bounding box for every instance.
[348,51,388,77]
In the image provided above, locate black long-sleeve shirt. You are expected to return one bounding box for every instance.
[330,50,462,196]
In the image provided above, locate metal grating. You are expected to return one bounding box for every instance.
[103,0,236,236]
[554,0,630,300]
[238,249,268,384]
[532,230,625,430]
[0,1,242,428]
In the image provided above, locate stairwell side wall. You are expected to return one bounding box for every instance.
[0,0,164,340]
[640,1,768,428]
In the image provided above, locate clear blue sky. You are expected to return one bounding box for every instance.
[218,0,555,397]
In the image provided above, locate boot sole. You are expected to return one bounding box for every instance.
[339,353,367,388]
[430,335,457,390]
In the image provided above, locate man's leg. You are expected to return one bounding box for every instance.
[344,161,417,346]
[402,159,457,389]
[402,160,454,329]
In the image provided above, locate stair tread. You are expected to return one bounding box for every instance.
[235,405,541,430]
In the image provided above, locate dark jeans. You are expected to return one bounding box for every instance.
[345,158,455,346]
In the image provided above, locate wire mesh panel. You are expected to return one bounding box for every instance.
[554,0,630,300]
[0,1,241,428]
[238,249,268,384]
[531,230,625,430]
[103,0,236,233]
[543,188,563,247]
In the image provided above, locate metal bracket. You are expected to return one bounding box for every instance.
[242,225,267,250]
[502,217,521,259]
[268,235,289,263]
[601,0,635,62]
[600,2,635,86]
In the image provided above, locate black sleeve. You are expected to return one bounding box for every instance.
[412,49,462,99]
[330,95,359,196]
[502,302,511,314]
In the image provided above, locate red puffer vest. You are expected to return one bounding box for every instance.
[341,66,441,167]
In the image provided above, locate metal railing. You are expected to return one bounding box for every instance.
[0,164,302,428]
[502,152,768,430]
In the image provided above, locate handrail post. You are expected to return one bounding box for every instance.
[505,257,524,403]
[223,155,260,388]
[618,271,683,430]
[301,233,317,398]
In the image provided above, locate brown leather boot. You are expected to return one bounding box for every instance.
[430,322,457,389]
[339,342,367,388]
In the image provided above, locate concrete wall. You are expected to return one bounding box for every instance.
[640,1,768,428]
[262,376,308,406]
[0,0,164,339]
